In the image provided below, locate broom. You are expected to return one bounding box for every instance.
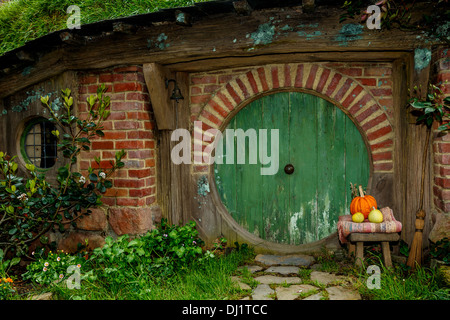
[406,126,431,271]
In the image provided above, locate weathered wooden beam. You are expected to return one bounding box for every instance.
[15,50,35,62]
[59,31,86,46]
[112,22,137,34]
[233,0,253,15]
[0,4,437,99]
[302,0,315,13]
[165,51,411,73]
[143,63,176,130]
[175,10,192,26]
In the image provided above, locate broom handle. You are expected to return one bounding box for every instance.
[419,127,431,210]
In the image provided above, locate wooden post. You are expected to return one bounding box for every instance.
[381,242,393,268]
[143,63,176,130]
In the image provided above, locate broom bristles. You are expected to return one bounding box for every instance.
[407,231,423,269]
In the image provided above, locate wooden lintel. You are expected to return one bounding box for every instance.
[302,0,315,13]
[143,63,176,130]
[16,50,35,62]
[112,22,137,34]
[59,31,85,46]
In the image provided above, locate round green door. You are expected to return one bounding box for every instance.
[214,91,370,245]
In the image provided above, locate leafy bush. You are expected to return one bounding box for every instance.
[88,219,205,280]
[0,276,14,300]
[0,248,18,300]
[0,85,125,261]
[21,219,215,294]
[430,237,450,264]
[22,249,87,286]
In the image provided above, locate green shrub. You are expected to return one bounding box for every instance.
[0,85,125,262]
[22,249,87,285]
[88,219,206,280]
[430,237,450,265]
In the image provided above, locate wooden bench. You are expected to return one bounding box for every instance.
[347,233,400,267]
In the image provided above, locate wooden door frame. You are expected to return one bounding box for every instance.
[148,50,433,252]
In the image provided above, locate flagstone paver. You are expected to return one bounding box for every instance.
[309,271,347,286]
[252,284,274,300]
[302,292,324,300]
[265,266,300,275]
[239,265,265,273]
[233,254,361,301]
[325,286,362,300]
[231,276,252,290]
[255,254,315,267]
[275,284,318,300]
[254,275,302,285]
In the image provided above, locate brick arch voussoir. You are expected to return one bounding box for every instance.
[195,63,394,173]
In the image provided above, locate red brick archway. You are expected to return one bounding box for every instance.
[193,63,394,174]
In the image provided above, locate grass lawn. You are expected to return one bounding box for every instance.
[6,244,448,301]
[46,249,254,300]
[0,0,211,57]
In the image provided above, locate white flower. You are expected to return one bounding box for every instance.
[57,257,61,262]
[99,172,106,179]
[43,267,47,272]
[77,264,81,268]
[44,262,49,267]
[79,176,86,183]
[59,274,64,279]
[17,193,28,201]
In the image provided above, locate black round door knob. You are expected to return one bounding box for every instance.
[284,164,294,175]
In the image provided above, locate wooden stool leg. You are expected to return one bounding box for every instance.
[381,241,392,268]
[355,242,364,266]
[348,242,355,257]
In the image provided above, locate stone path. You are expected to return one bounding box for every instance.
[232,254,362,301]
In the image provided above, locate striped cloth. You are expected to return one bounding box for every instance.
[337,207,402,244]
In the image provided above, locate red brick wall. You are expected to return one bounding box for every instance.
[433,47,450,214]
[61,65,159,250]
[190,62,395,175]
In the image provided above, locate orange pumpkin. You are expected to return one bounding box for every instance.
[350,185,377,219]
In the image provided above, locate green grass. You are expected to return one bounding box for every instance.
[356,259,450,300]
[311,247,449,300]
[0,0,211,57]
[24,249,254,300]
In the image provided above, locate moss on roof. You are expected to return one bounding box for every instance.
[0,0,211,57]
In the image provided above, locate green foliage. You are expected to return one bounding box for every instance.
[20,219,255,300]
[409,82,450,130]
[88,219,206,281]
[0,0,211,57]
[339,0,366,23]
[0,249,17,300]
[340,0,449,39]
[357,263,450,300]
[430,237,450,264]
[21,249,86,285]
[49,245,254,300]
[0,85,125,261]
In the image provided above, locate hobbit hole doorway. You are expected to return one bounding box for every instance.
[214,91,371,245]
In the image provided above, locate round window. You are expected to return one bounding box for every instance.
[21,118,58,169]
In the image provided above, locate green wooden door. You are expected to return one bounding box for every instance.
[214,91,370,245]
